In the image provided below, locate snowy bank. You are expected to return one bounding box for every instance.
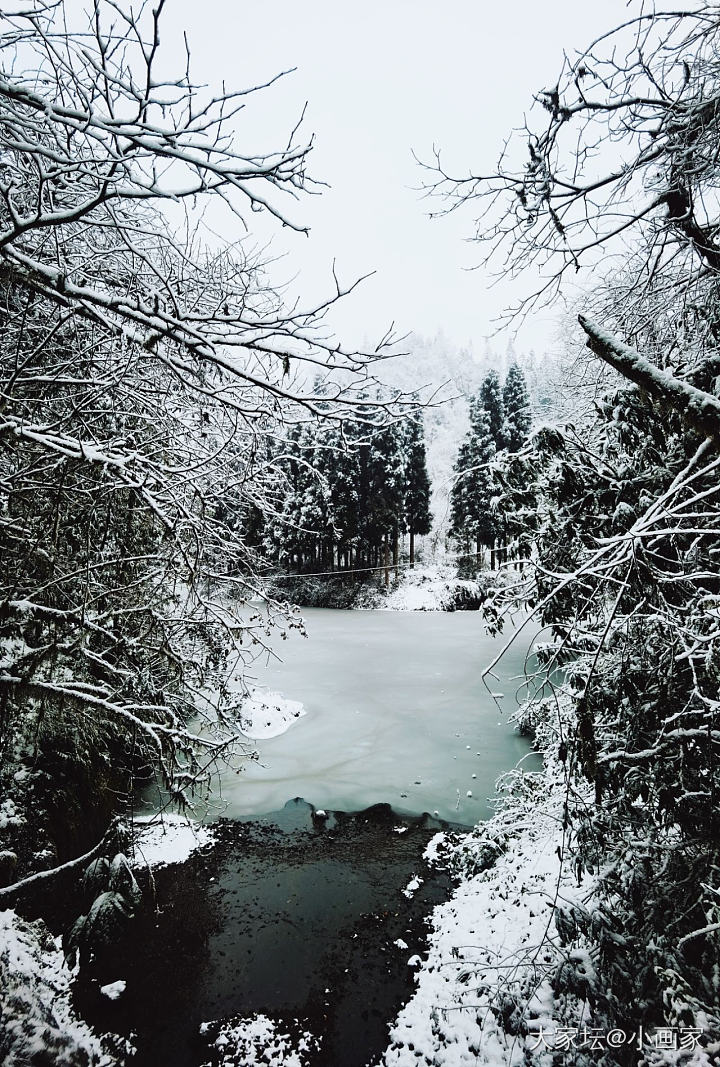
[382,564,486,612]
[381,766,720,1067]
[131,813,215,867]
[264,563,488,611]
[238,689,306,739]
[0,909,128,1066]
[380,793,578,1067]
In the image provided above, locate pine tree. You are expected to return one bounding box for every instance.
[319,423,361,570]
[366,420,407,584]
[503,363,532,452]
[450,406,497,570]
[403,414,432,567]
[262,404,433,582]
[449,439,472,553]
[479,370,506,450]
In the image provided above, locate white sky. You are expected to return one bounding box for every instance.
[160,0,627,355]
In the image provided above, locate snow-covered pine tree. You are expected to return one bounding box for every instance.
[317,421,362,571]
[479,370,506,451]
[365,417,408,583]
[403,413,432,567]
[449,438,472,559]
[450,404,497,571]
[263,422,308,570]
[265,419,340,572]
[264,406,424,582]
[502,363,532,452]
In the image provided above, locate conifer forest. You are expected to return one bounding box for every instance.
[0,3,719,1067]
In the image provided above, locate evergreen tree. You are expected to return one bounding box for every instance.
[449,439,472,551]
[479,370,506,450]
[450,406,497,569]
[296,427,332,567]
[263,422,314,570]
[366,420,407,582]
[502,363,532,451]
[319,423,361,570]
[403,414,432,566]
[262,405,434,582]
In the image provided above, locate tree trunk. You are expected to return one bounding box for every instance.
[384,533,390,588]
[393,524,399,583]
[409,528,415,568]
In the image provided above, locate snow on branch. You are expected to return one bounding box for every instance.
[578,314,720,443]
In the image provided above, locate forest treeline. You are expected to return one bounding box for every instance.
[245,403,432,578]
[247,360,534,582]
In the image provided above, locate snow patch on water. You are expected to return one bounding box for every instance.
[402,873,423,899]
[238,689,306,739]
[132,813,215,867]
[199,1013,319,1066]
[100,980,126,1000]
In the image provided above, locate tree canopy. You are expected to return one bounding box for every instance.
[435,2,720,1052]
[0,0,416,807]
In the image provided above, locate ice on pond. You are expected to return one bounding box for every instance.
[200,608,539,825]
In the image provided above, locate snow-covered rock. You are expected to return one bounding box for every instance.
[100,980,126,1000]
[401,874,423,899]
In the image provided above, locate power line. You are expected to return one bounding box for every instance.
[254,549,503,581]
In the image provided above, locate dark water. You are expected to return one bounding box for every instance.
[75,801,459,1067]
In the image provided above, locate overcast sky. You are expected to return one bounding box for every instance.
[161,0,628,355]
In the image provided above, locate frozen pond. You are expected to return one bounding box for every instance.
[210,607,539,825]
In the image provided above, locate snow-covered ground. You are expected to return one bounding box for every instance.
[379,779,719,1067]
[0,909,130,1067]
[382,564,484,611]
[380,793,579,1067]
[131,813,216,867]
